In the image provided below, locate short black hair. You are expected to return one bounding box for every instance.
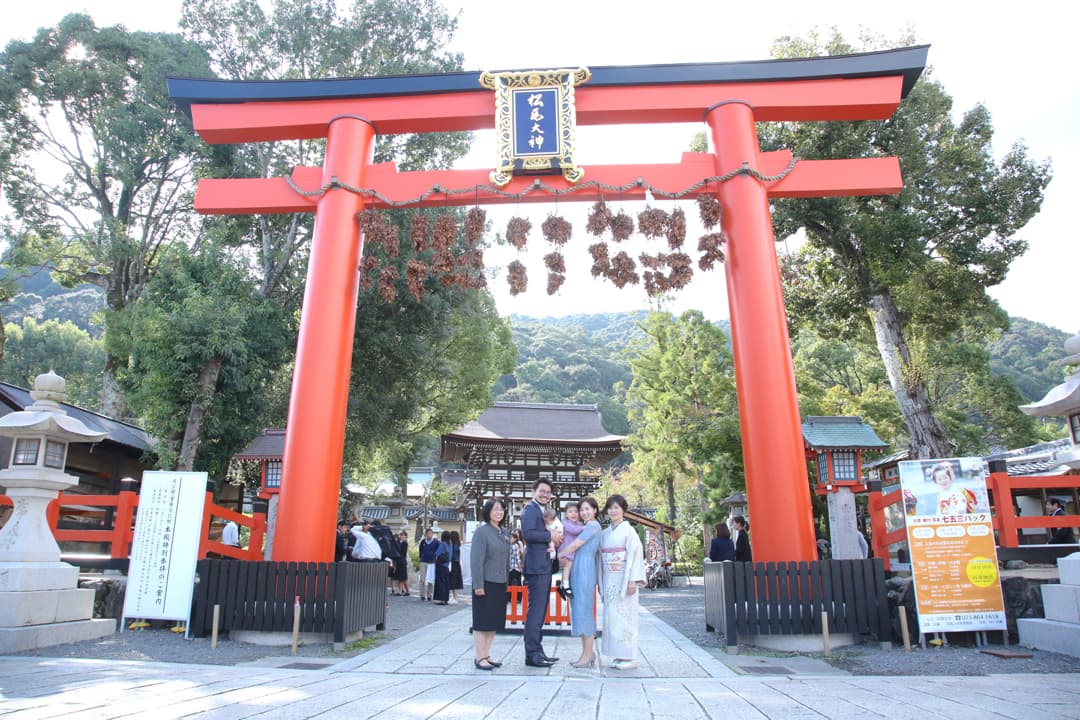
[337,519,350,527]
[1048,498,1065,509]
[480,498,506,525]
[533,477,553,491]
[604,494,628,513]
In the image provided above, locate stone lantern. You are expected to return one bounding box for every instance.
[0,371,114,651]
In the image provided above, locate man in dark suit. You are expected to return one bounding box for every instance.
[732,515,752,562]
[521,478,561,667]
[1046,498,1077,544]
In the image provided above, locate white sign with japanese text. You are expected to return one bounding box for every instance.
[122,471,207,624]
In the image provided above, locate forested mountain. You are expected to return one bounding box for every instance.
[989,317,1070,403]
[0,266,105,337]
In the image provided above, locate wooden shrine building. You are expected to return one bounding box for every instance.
[440,402,624,513]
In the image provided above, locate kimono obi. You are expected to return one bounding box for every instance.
[601,546,626,572]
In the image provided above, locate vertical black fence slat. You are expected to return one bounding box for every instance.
[765,563,781,636]
[796,561,811,634]
[820,561,834,632]
[843,559,860,633]
[271,562,287,631]
[753,562,768,635]
[254,562,268,631]
[777,563,792,635]
[190,559,209,636]
[808,561,822,633]
[853,558,871,634]
[829,559,845,632]
[873,558,890,642]
[721,564,738,646]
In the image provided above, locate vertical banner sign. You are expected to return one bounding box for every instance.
[898,458,1006,634]
[122,471,208,625]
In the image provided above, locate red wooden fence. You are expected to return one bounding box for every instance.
[0,491,266,562]
[868,471,1080,570]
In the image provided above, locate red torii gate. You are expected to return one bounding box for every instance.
[169,46,928,564]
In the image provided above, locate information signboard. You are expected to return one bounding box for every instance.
[122,471,207,627]
[898,458,1006,634]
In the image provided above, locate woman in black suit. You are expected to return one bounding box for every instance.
[470,499,510,670]
[732,516,752,562]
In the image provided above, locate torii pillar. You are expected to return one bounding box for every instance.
[169,45,927,564]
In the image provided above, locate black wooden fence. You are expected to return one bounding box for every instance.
[704,559,891,647]
[189,559,386,644]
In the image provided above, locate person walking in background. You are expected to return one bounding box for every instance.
[732,516,752,562]
[433,530,453,604]
[1047,498,1077,544]
[418,528,439,601]
[394,530,410,595]
[335,519,353,562]
[508,530,524,587]
[221,519,240,548]
[558,496,602,668]
[709,523,735,562]
[449,530,464,604]
[600,494,646,670]
[521,478,561,667]
[470,498,510,671]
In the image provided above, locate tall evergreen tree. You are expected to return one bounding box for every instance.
[765,31,1051,458]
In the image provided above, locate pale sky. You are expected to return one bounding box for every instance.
[4,1,1077,334]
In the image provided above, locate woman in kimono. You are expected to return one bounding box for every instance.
[433,530,452,605]
[557,496,602,668]
[600,494,646,670]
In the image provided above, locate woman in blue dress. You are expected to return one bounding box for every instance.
[558,496,602,668]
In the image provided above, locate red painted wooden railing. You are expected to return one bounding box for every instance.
[0,491,266,561]
[868,471,1080,569]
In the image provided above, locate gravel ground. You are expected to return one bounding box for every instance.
[9,590,466,666]
[637,579,1080,676]
[11,581,1080,675]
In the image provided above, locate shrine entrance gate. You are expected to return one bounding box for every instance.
[169,46,928,564]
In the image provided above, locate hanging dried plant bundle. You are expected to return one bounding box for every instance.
[506,216,531,250]
[697,194,722,229]
[666,252,694,289]
[607,251,639,288]
[543,251,565,274]
[431,248,456,278]
[432,213,458,253]
[507,260,528,295]
[541,215,572,245]
[358,255,378,291]
[464,207,486,247]
[588,242,611,277]
[639,252,694,296]
[547,272,565,295]
[698,232,726,270]
[666,207,686,249]
[411,213,430,254]
[456,249,487,289]
[586,200,613,236]
[359,210,399,257]
[406,259,428,301]
[637,207,669,238]
[379,266,399,303]
[609,211,634,242]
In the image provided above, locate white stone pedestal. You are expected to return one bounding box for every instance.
[0,561,114,652]
[1018,552,1080,659]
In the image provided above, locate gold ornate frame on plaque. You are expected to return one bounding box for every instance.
[479,67,590,186]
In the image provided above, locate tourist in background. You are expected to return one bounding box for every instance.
[732,516,752,562]
[449,530,464,604]
[600,494,645,670]
[470,498,510,671]
[508,530,524,587]
[418,528,439,601]
[394,530,410,595]
[709,523,735,562]
[433,530,453,604]
[1047,498,1077,544]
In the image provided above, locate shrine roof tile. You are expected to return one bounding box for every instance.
[802,415,888,450]
[443,402,624,445]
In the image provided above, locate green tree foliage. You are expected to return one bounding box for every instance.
[624,310,742,532]
[0,15,215,416]
[989,318,1070,403]
[496,313,643,434]
[0,318,104,407]
[126,246,292,479]
[765,30,1051,458]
